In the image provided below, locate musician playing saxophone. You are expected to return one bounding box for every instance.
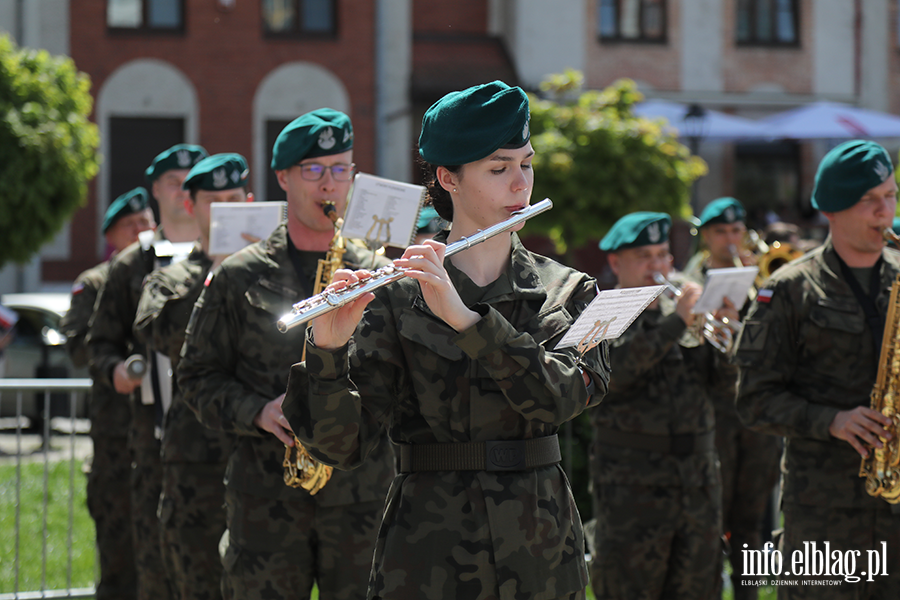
[687,196,782,600]
[282,81,609,600]
[178,110,394,600]
[733,140,900,598]
[589,212,735,600]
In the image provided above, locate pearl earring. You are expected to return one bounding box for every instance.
[453,188,457,192]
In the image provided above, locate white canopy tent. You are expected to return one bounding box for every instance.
[760,101,900,139]
[632,99,772,141]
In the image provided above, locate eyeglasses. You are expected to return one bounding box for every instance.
[298,163,356,182]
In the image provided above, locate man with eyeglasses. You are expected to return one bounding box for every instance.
[178,109,395,600]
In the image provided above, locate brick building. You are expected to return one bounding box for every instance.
[1,0,899,289]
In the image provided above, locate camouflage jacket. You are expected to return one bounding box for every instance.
[284,232,610,600]
[590,292,736,487]
[733,236,900,508]
[134,246,233,464]
[59,261,131,435]
[177,224,395,506]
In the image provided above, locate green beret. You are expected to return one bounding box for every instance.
[418,80,530,166]
[698,197,746,228]
[416,205,442,234]
[145,144,208,184]
[271,108,353,170]
[599,212,671,252]
[812,140,894,212]
[183,153,249,191]
[103,187,149,233]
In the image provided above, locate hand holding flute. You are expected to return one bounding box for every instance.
[311,239,480,350]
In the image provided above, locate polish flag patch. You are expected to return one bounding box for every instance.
[71,282,85,295]
[757,288,774,303]
[204,272,214,287]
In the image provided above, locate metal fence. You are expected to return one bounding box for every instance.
[0,379,95,600]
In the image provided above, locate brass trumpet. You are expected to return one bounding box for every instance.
[652,272,739,354]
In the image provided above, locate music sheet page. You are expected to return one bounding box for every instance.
[209,201,286,256]
[342,173,424,248]
[555,285,666,350]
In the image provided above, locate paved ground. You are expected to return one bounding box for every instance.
[0,419,93,466]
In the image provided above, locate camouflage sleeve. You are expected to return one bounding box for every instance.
[454,301,608,425]
[177,269,271,436]
[733,279,838,440]
[134,271,185,364]
[288,294,407,470]
[60,274,97,369]
[87,256,133,388]
[607,311,686,391]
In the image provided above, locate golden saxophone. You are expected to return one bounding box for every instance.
[282,202,345,494]
[276,198,553,332]
[859,229,900,504]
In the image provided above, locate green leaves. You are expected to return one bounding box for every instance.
[529,72,705,256]
[0,34,99,267]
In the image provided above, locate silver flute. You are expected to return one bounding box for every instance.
[276,198,553,332]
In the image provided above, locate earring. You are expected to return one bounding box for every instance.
[453,188,457,193]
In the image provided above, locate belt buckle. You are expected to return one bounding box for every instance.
[670,434,695,457]
[485,440,527,471]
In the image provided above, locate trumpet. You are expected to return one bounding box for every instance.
[276,198,553,332]
[652,272,739,354]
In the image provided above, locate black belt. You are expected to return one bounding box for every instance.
[398,435,561,472]
[595,426,716,457]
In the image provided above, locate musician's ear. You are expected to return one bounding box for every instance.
[607,252,620,277]
[435,166,458,193]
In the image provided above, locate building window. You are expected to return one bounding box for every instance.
[263,0,336,37]
[598,0,666,42]
[107,0,183,31]
[737,0,798,46]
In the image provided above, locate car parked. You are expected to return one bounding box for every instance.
[0,293,89,423]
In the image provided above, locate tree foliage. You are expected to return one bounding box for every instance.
[0,34,99,268]
[528,70,706,256]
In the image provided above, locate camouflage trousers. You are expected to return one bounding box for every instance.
[159,462,227,600]
[87,435,137,600]
[770,502,900,600]
[715,413,781,599]
[221,488,383,600]
[590,483,723,600]
[129,404,172,600]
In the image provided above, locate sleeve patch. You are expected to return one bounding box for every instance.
[204,272,214,287]
[757,288,774,303]
[71,282,85,295]
[737,320,768,352]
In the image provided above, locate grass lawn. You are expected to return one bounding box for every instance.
[0,459,96,593]
[1,456,773,600]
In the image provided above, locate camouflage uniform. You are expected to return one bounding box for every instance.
[685,258,781,599]
[589,291,732,600]
[178,224,396,600]
[284,232,610,600]
[60,261,137,600]
[134,246,233,600]
[733,237,900,599]
[88,235,174,600]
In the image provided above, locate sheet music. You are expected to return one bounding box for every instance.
[555,285,666,350]
[209,202,286,255]
[693,266,758,313]
[341,173,425,248]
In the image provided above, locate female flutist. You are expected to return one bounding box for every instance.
[283,80,610,600]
